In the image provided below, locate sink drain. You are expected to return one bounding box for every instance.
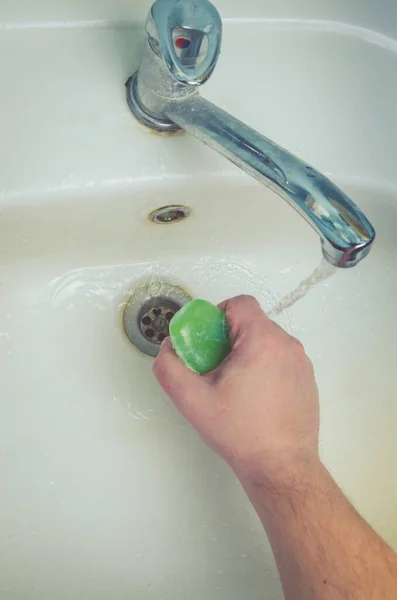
[123,280,192,357]
[149,205,191,225]
[139,298,181,344]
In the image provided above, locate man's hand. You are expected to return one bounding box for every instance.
[153,295,319,481]
[153,294,397,600]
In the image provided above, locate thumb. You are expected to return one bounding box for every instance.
[153,337,210,418]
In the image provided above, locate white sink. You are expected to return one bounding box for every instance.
[1,12,397,600]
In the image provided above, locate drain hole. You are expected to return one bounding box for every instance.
[139,297,181,345]
[123,281,192,357]
[149,205,191,224]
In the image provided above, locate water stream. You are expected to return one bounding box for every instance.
[268,258,337,318]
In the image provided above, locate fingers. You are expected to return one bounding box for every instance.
[153,337,210,418]
[153,337,196,395]
[219,295,271,344]
[153,296,284,410]
[217,299,229,311]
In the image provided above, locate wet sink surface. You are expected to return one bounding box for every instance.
[1,179,397,599]
[1,5,397,597]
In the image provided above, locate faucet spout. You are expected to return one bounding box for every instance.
[126,0,375,267]
[164,96,375,267]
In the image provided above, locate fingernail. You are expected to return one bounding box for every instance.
[161,336,171,348]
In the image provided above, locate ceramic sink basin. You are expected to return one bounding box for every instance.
[1,11,397,600]
[1,178,397,599]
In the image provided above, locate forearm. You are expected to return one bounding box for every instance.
[154,296,397,599]
[238,458,397,600]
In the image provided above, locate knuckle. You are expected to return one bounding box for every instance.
[289,337,309,364]
[290,336,305,352]
[235,294,259,307]
[227,294,261,318]
[305,355,315,373]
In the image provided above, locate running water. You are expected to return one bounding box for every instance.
[268,258,337,317]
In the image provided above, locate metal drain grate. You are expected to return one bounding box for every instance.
[123,281,192,357]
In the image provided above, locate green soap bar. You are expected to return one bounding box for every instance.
[169,299,231,375]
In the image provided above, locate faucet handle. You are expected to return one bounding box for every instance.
[148,0,222,86]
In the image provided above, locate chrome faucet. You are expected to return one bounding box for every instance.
[126,0,375,267]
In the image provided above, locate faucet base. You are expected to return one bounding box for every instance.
[126,73,182,134]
